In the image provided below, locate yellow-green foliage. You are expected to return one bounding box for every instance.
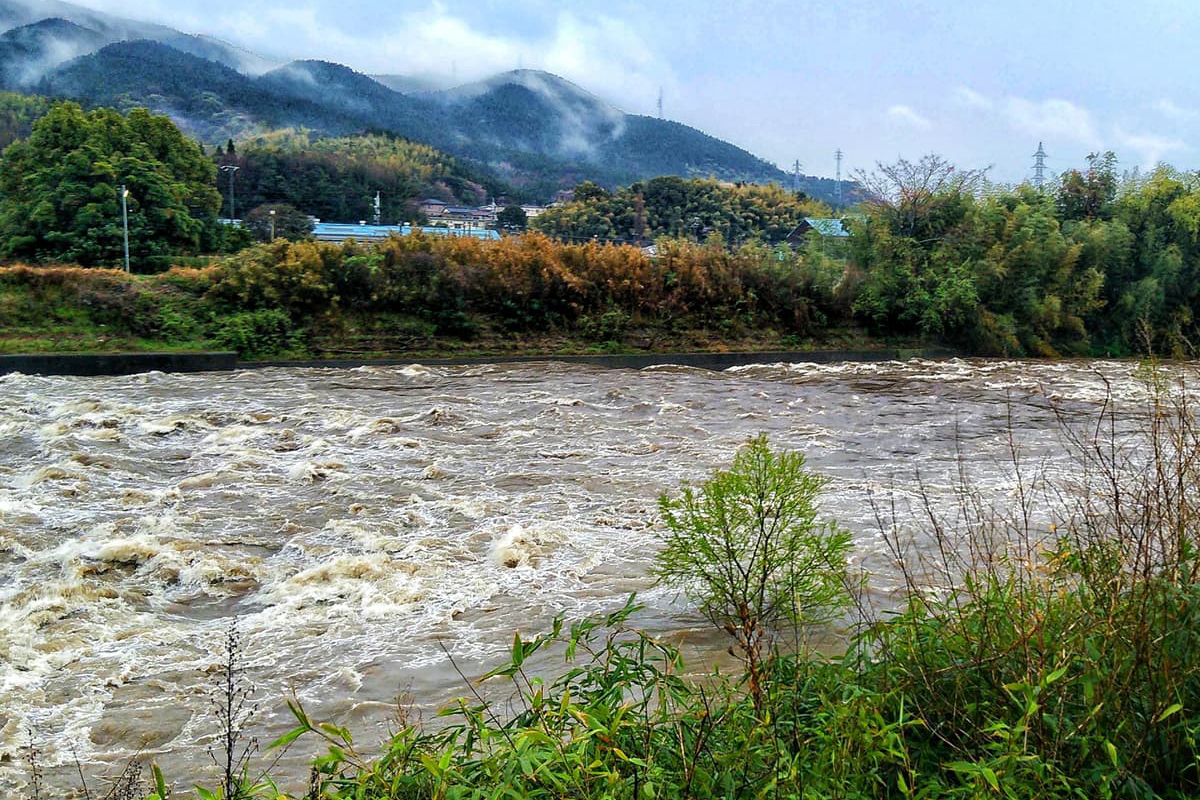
[240,130,455,187]
[207,239,339,315]
[225,129,496,224]
[0,91,54,150]
[204,232,845,334]
[534,176,829,243]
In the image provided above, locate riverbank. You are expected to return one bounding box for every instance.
[0,259,953,372]
[0,246,957,367]
[0,346,956,376]
[0,272,936,363]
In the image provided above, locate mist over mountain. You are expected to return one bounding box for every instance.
[431,70,627,157]
[0,0,275,78]
[257,59,443,144]
[370,71,457,95]
[0,18,103,87]
[42,41,366,138]
[0,1,846,202]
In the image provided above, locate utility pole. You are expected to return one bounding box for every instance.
[834,149,844,208]
[220,164,239,221]
[120,185,130,273]
[268,208,276,241]
[634,191,646,242]
[657,87,663,119]
[792,159,802,192]
[1032,142,1048,190]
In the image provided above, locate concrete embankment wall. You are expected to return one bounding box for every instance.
[0,349,954,376]
[252,349,955,371]
[0,352,238,376]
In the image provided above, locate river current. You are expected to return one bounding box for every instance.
[0,358,1177,793]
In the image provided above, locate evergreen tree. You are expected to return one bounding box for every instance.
[0,102,221,267]
[243,203,313,241]
[496,204,528,231]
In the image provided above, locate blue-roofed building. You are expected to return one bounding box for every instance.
[312,222,501,243]
[784,217,856,250]
[792,218,851,239]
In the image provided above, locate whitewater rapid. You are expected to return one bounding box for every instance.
[0,358,1176,793]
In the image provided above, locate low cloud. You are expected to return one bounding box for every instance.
[199,3,672,114]
[1003,97,1101,150]
[1113,126,1188,168]
[68,0,673,114]
[1152,98,1198,121]
[953,87,992,110]
[887,104,932,129]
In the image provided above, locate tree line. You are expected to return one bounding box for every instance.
[2,99,1199,357]
[0,101,230,267]
[532,176,829,244]
[848,153,1200,356]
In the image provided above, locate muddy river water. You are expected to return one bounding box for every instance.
[0,358,1178,793]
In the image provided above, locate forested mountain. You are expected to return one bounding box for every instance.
[429,69,626,157]
[370,72,455,94]
[256,60,442,144]
[41,41,365,139]
[0,2,846,202]
[0,18,105,88]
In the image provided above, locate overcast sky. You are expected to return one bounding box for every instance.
[74,0,1200,183]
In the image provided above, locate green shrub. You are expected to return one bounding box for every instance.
[655,435,852,703]
[210,308,301,357]
[577,307,631,342]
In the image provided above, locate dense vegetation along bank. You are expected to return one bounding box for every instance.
[2,128,1199,360]
[1,104,1199,358]
[540,155,1200,359]
[0,235,912,359]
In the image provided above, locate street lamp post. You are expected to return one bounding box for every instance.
[120,185,130,273]
[219,164,239,222]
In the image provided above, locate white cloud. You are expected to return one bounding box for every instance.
[886,104,932,129]
[199,4,672,114]
[1003,97,1101,150]
[538,12,669,114]
[1152,98,1198,120]
[1113,126,1188,167]
[953,87,992,110]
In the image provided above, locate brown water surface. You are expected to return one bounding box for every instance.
[0,358,1173,793]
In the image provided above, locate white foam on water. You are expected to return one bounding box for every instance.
[0,358,1190,793]
[286,460,347,483]
[489,523,564,569]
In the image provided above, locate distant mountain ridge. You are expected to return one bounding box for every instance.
[0,0,275,77]
[0,0,847,203]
